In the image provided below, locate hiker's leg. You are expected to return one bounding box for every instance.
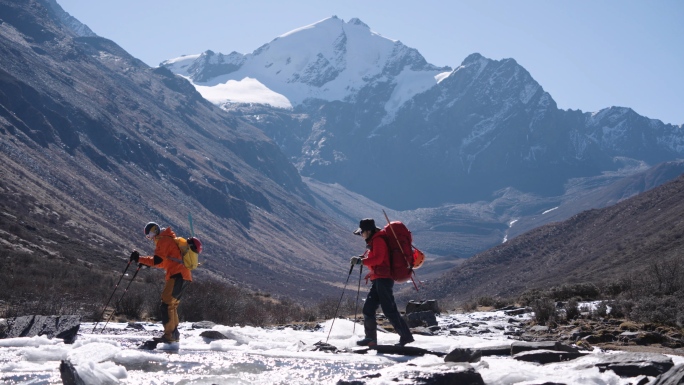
[362,281,381,340]
[375,278,413,342]
[160,274,185,340]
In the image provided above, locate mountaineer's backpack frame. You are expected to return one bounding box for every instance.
[381,210,422,291]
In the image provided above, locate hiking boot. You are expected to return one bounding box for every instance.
[356,338,377,347]
[395,337,414,347]
[153,334,178,344]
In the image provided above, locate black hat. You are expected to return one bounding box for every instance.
[353,218,380,235]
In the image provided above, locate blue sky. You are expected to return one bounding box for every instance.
[57,0,684,125]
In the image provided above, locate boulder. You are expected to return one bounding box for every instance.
[596,352,674,377]
[401,368,485,385]
[479,345,513,357]
[406,311,438,328]
[59,360,85,385]
[511,341,579,355]
[444,348,482,363]
[651,363,684,384]
[406,300,440,315]
[1,315,80,343]
[504,308,529,316]
[199,330,229,340]
[192,321,217,329]
[513,349,586,364]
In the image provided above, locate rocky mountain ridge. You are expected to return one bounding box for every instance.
[0,0,358,301]
[422,172,684,302]
[164,17,684,211]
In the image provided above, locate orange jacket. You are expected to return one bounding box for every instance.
[363,231,391,281]
[138,227,192,281]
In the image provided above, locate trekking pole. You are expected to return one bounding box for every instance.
[382,209,420,292]
[92,260,132,333]
[353,264,363,336]
[188,212,195,237]
[325,263,355,344]
[99,263,143,333]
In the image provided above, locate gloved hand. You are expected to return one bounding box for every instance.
[129,250,140,263]
[350,255,364,265]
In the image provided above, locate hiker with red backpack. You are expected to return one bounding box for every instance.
[351,218,415,347]
[129,222,200,344]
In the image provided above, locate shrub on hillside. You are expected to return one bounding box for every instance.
[629,295,683,326]
[531,298,557,325]
[564,298,580,321]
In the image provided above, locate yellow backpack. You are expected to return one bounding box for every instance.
[174,237,200,270]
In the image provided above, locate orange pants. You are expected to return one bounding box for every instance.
[160,274,186,341]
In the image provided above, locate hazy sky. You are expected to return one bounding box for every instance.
[57,0,683,125]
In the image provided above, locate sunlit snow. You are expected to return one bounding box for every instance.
[195,77,292,108]
[163,17,446,116]
[2,309,681,384]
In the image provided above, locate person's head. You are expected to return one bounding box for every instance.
[144,222,161,240]
[354,218,379,240]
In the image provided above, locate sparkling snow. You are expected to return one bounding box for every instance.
[2,309,682,384]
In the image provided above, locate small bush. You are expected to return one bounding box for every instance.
[461,300,478,312]
[531,298,557,325]
[594,301,609,317]
[564,298,580,320]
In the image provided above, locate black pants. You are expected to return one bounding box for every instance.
[362,278,413,342]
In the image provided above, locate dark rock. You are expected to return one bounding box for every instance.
[633,375,652,385]
[511,341,579,355]
[635,331,665,345]
[336,381,365,385]
[444,348,481,363]
[406,311,438,328]
[530,325,550,332]
[1,315,80,344]
[504,308,529,316]
[313,341,338,353]
[513,349,586,364]
[651,363,684,384]
[199,330,229,340]
[596,352,674,377]
[192,321,217,329]
[401,368,485,385]
[406,300,440,315]
[59,360,85,385]
[371,345,444,357]
[479,345,512,356]
[126,322,145,330]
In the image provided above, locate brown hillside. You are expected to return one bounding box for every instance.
[0,0,357,303]
[425,173,684,302]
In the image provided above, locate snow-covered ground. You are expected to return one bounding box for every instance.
[1,309,683,384]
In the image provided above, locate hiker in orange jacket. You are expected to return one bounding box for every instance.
[129,222,192,343]
[351,218,414,347]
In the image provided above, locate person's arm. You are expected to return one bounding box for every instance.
[364,236,388,266]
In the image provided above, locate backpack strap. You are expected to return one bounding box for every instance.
[158,235,185,266]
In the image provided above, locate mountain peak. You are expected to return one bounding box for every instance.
[347,18,370,29]
[164,16,446,110]
[41,0,97,37]
[462,53,486,65]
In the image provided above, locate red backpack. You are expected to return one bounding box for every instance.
[377,221,415,283]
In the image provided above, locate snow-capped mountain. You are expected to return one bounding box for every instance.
[164,17,684,210]
[162,16,450,115]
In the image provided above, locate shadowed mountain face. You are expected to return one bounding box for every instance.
[422,173,684,302]
[0,0,358,300]
[161,16,684,285]
[165,18,684,211]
